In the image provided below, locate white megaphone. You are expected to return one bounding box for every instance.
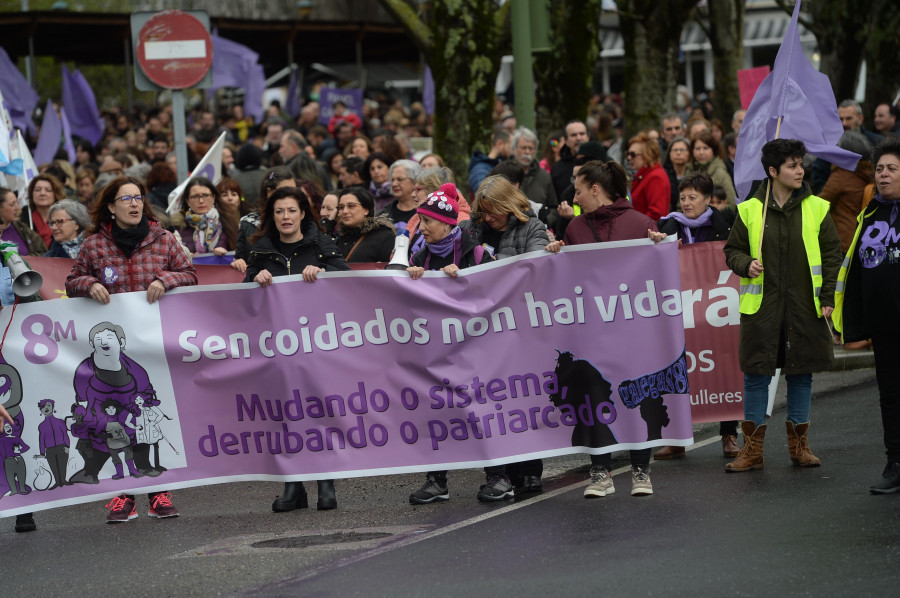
[5,251,43,297]
[385,233,410,270]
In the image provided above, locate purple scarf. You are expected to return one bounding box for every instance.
[873,193,899,226]
[423,226,462,269]
[660,207,714,244]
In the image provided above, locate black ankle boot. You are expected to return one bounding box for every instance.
[317,480,337,510]
[272,482,309,512]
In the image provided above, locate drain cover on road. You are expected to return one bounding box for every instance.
[173,525,429,558]
[252,532,393,549]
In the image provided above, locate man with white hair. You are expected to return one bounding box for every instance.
[511,128,557,221]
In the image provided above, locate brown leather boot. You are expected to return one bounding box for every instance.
[721,435,739,458]
[653,446,685,460]
[786,421,821,467]
[725,421,766,472]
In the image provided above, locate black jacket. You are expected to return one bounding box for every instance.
[335,216,396,263]
[244,221,349,281]
[657,207,734,243]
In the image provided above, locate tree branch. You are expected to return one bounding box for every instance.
[376,0,432,54]
[773,0,815,33]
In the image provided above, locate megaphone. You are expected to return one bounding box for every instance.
[5,251,43,297]
[385,233,410,271]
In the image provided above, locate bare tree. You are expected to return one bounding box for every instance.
[377,0,511,194]
[695,0,746,129]
[533,0,605,143]
[615,0,698,139]
[862,0,900,114]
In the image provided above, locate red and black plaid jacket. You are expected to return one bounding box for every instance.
[66,221,197,297]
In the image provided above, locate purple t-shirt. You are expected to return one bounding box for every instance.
[0,225,28,255]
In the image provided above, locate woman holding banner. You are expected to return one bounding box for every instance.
[245,186,349,512]
[459,175,549,498]
[723,139,841,473]
[649,173,739,459]
[232,167,297,274]
[66,176,197,523]
[406,183,496,505]
[833,137,900,494]
[545,160,659,498]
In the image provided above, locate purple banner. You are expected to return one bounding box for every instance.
[0,240,692,516]
[319,88,363,125]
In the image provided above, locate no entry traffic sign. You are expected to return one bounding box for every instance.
[135,10,212,90]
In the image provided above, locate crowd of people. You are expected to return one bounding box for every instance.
[3,89,899,534]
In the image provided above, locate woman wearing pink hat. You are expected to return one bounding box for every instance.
[406,183,495,504]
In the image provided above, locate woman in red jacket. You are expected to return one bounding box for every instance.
[66,176,197,524]
[626,131,671,220]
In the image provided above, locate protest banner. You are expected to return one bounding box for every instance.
[0,240,692,516]
[677,241,743,423]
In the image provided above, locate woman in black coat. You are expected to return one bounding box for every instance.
[334,186,396,263]
[244,186,350,513]
[650,172,737,459]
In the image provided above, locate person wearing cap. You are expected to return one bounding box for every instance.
[233,143,266,209]
[406,183,496,505]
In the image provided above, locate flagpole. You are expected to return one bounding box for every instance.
[756,115,783,260]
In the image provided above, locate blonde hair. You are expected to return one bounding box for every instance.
[473,175,531,224]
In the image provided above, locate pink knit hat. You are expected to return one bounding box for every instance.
[417,183,460,225]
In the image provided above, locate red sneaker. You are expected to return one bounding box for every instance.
[105,496,137,523]
[148,492,180,519]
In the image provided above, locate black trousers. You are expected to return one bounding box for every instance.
[872,334,900,462]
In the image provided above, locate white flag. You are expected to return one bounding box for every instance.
[167,131,227,215]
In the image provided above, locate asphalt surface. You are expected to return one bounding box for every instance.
[3,367,895,598]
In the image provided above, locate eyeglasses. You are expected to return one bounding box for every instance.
[626,152,638,159]
[114,194,144,204]
[48,218,74,228]
[413,186,425,194]
[188,193,214,201]
[339,202,361,211]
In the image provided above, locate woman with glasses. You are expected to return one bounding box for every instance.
[174,177,239,256]
[378,160,423,227]
[334,186,395,263]
[66,176,197,523]
[625,131,671,221]
[44,199,90,258]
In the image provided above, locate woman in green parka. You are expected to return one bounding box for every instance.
[723,139,842,473]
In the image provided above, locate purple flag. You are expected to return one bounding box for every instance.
[208,31,264,124]
[34,99,63,166]
[423,66,435,116]
[59,108,77,164]
[734,0,860,202]
[285,67,300,120]
[0,48,38,135]
[62,66,104,146]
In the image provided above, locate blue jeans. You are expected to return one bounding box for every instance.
[743,373,812,426]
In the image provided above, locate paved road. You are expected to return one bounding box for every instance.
[3,369,895,597]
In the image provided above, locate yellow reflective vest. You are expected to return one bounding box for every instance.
[737,195,831,316]
[832,203,878,338]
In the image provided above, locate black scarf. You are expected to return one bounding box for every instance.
[111,217,151,257]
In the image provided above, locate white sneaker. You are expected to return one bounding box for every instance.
[631,465,653,496]
[584,466,614,498]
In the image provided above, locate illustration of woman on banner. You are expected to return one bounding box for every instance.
[1,419,30,496]
[68,322,155,483]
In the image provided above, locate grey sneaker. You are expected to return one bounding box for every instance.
[409,477,449,504]
[477,475,515,501]
[584,466,614,498]
[631,465,653,496]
